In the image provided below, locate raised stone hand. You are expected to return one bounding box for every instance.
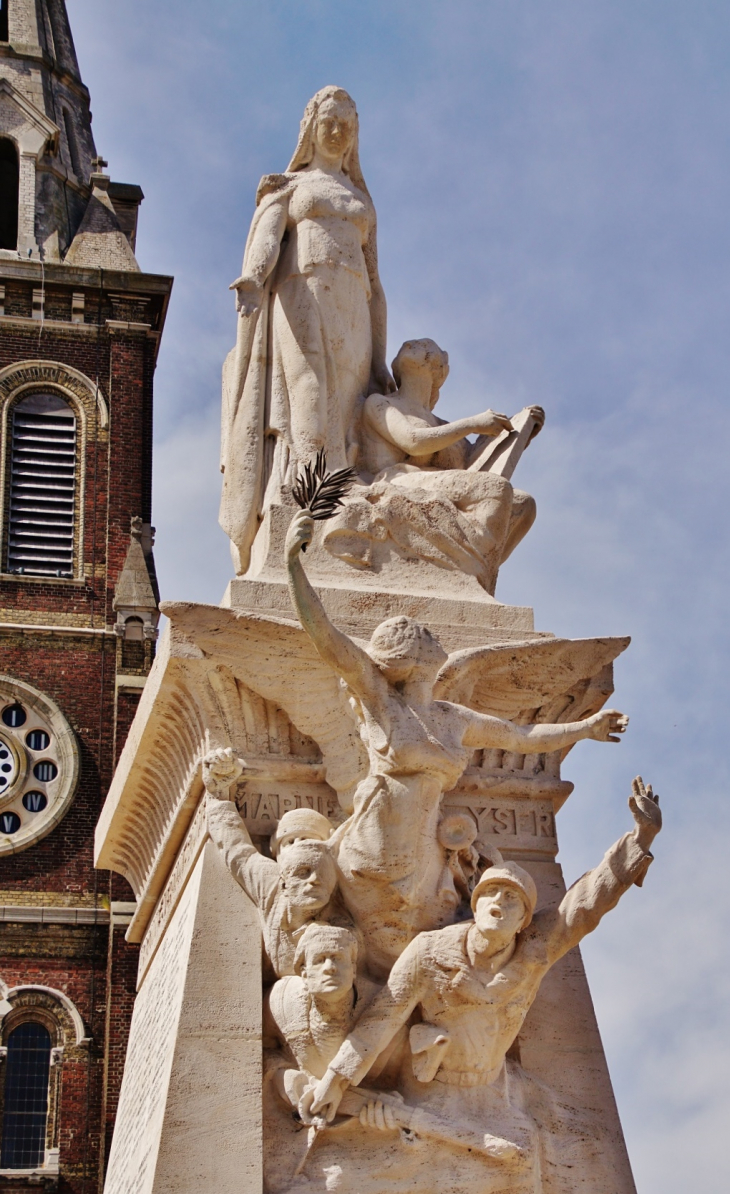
[201,747,244,799]
[629,775,662,852]
[526,404,546,440]
[584,709,629,742]
[285,509,315,561]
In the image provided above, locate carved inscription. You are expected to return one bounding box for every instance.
[105,856,201,1194]
[476,804,555,839]
[442,795,557,857]
[237,779,341,837]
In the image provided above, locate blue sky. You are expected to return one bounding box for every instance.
[68,2,730,1188]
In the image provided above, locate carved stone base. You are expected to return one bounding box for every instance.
[226,506,537,651]
[241,502,531,616]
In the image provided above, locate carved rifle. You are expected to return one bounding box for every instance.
[294,1086,519,1164]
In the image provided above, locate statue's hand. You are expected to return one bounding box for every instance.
[309,1068,349,1123]
[359,1099,397,1131]
[202,747,243,799]
[526,405,546,441]
[473,410,514,436]
[297,1085,325,1126]
[285,509,315,562]
[586,709,629,742]
[629,776,662,851]
[229,276,263,316]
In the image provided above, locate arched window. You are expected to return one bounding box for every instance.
[7,393,77,577]
[0,3,8,47]
[0,1022,52,1169]
[0,137,18,251]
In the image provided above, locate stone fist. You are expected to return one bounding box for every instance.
[285,509,315,561]
[202,747,243,799]
[309,1067,350,1123]
[359,1098,397,1131]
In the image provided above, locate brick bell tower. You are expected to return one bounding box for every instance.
[0,3,173,1192]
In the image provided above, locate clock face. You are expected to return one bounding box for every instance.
[0,678,79,854]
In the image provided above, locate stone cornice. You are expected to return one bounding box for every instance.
[0,258,173,295]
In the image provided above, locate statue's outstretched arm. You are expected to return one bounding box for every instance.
[461,707,629,752]
[365,396,514,458]
[534,778,661,967]
[286,510,388,706]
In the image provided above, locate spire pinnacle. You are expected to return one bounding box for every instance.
[0,2,144,264]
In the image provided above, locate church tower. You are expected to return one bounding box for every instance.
[0,3,173,1189]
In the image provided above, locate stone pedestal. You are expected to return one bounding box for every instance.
[103,840,262,1194]
[95,587,636,1194]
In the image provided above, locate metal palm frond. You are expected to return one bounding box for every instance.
[292,448,356,521]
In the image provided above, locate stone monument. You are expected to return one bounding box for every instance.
[95,85,661,1194]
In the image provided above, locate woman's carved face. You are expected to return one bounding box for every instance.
[315,97,356,161]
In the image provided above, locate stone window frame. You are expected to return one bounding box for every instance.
[0,360,109,583]
[0,79,59,259]
[0,984,88,1177]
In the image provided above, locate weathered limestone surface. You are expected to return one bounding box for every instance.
[104,842,262,1194]
[96,84,659,1194]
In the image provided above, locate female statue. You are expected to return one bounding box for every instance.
[220,86,392,573]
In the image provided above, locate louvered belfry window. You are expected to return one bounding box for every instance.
[7,394,77,577]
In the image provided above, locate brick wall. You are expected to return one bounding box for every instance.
[0,260,171,1193]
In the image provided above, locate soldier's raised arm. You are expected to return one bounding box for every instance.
[203,748,279,910]
[534,777,661,967]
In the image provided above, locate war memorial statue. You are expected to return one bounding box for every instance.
[95,86,661,1194]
